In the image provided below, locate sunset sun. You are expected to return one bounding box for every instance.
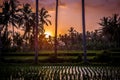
[44,31,52,38]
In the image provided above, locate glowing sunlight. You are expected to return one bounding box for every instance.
[44,31,52,38]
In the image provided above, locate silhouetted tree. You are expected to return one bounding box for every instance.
[34,0,39,64]
[99,14,120,47]
[54,0,59,57]
[0,1,12,39]
[0,0,21,52]
[13,32,23,50]
[38,8,51,51]
[17,3,34,51]
[68,27,76,49]
[81,0,87,62]
[21,3,33,39]
[0,0,20,46]
[9,0,21,46]
[39,8,51,34]
[59,34,70,50]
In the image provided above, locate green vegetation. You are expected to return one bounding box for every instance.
[1,50,119,63]
[1,50,102,54]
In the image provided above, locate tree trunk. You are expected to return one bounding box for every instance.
[54,0,58,57]
[34,0,39,64]
[81,0,87,62]
[0,32,2,61]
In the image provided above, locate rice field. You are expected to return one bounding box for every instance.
[0,65,120,80]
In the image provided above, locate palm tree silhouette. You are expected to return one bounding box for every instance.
[39,8,51,34]
[81,0,87,62]
[1,1,10,38]
[35,0,39,64]
[68,27,76,49]
[34,1,51,63]
[21,3,33,39]
[0,0,20,45]
[18,3,34,51]
[54,0,59,57]
[99,14,120,47]
[9,0,20,46]
[29,8,51,51]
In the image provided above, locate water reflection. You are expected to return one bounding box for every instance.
[0,66,120,80]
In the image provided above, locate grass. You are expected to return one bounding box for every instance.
[4,50,102,54]
[2,50,101,60]
[1,50,120,63]
[4,56,49,60]
[57,56,78,59]
[4,56,78,60]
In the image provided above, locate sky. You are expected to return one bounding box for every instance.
[0,0,120,36]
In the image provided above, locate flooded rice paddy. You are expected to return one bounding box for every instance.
[0,65,120,80]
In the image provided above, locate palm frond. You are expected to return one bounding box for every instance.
[46,19,52,25]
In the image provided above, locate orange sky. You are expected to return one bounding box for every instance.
[1,0,120,36]
[44,0,120,35]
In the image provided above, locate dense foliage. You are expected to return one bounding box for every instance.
[0,0,120,52]
[0,0,51,52]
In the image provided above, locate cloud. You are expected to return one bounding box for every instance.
[0,0,3,6]
[59,0,66,8]
[19,0,67,11]
[86,0,120,12]
[1,0,120,33]
[39,0,67,11]
[1,0,120,13]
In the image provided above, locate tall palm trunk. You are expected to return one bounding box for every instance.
[81,0,87,62]
[35,0,39,64]
[54,0,58,57]
[0,32,2,61]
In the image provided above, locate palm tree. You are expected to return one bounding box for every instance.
[19,2,39,63]
[34,0,51,63]
[18,3,35,50]
[13,32,23,50]
[39,8,51,34]
[81,0,87,62]
[99,14,120,47]
[0,1,9,43]
[35,0,39,64]
[54,0,59,57]
[0,0,20,46]
[38,8,51,49]
[20,3,33,39]
[0,1,11,39]
[68,27,76,49]
[19,3,37,51]
[9,0,20,46]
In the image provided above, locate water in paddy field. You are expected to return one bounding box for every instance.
[0,66,120,80]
